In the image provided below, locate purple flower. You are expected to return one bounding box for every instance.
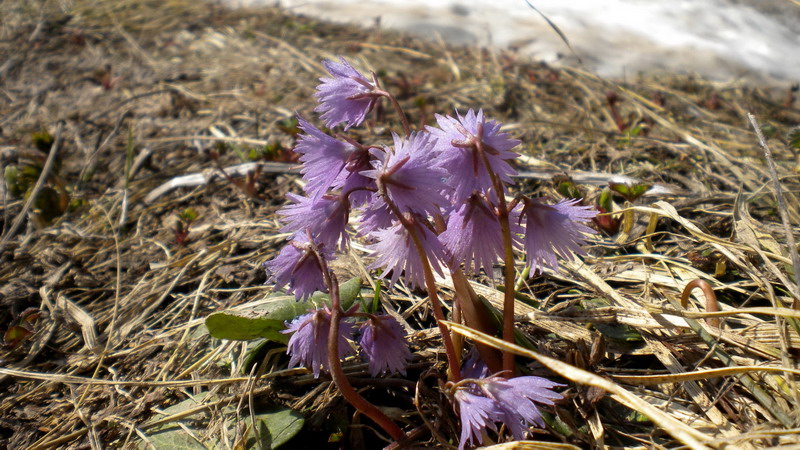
[338,147,377,207]
[278,193,350,250]
[361,132,449,217]
[264,235,330,300]
[294,116,354,198]
[520,198,597,274]
[483,376,563,439]
[282,307,356,378]
[359,314,413,376]
[427,109,520,202]
[367,220,445,288]
[461,348,490,380]
[314,57,380,130]
[358,196,394,235]
[439,194,522,274]
[453,374,563,448]
[455,389,502,450]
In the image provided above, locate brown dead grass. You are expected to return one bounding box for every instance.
[1,0,800,448]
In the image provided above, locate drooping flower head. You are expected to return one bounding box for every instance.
[367,220,446,288]
[294,116,355,199]
[361,132,449,217]
[338,145,377,208]
[359,314,413,376]
[455,389,502,450]
[453,373,564,449]
[278,193,351,250]
[427,109,520,202]
[264,234,330,300]
[461,348,491,380]
[358,196,394,236]
[439,194,522,275]
[314,57,381,130]
[282,307,356,378]
[482,375,563,439]
[520,198,597,274]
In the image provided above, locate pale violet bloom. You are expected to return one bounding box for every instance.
[294,116,355,199]
[282,307,356,378]
[264,235,330,300]
[520,198,597,274]
[359,314,413,376]
[454,373,563,449]
[367,221,446,288]
[439,194,522,275]
[427,109,520,202]
[314,57,380,130]
[278,193,350,250]
[361,132,449,218]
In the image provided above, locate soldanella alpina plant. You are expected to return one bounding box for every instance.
[264,56,597,448]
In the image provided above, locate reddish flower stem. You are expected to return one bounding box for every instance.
[473,136,517,375]
[680,279,721,328]
[379,193,462,381]
[311,245,404,441]
[405,224,463,381]
[375,82,411,137]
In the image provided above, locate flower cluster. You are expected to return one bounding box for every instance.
[282,307,411,378]
[264,56,595,448]
[266,58,595,295]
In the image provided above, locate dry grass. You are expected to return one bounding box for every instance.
[1,0,800,448]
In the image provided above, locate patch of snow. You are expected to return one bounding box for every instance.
[221,0,800,84]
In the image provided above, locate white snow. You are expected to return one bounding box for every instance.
[221,0,800,84]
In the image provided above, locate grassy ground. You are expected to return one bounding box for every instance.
[2,0,800,448]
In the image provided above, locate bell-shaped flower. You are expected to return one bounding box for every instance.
[359,314,413,376]
[361,132,449,217]
[453,373,563,449]
[314,57,380,130]
[294,116,355,199]
[282,307,356,378]
[278,193,350,250]
[427,109,520,202]
[520,198,596,274]
[454,389,503,450]
[358,196,394,236]
[366,220,445,288]
[439,194,522,274]
[263,234,330,300]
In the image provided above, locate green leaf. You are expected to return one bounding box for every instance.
[141,394,304,449]
[593,323,643,343]
[4,325,33,348]
[247,406,304,449]
[609,181,652,202]
[140,393,213,450]
[32,129,54,153]
[204,277,362,343]
[597,187,613,213]
[553,175,582,200]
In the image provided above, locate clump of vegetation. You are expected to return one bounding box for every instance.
[1,0,799,448]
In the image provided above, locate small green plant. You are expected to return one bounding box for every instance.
[174,208,198,246]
